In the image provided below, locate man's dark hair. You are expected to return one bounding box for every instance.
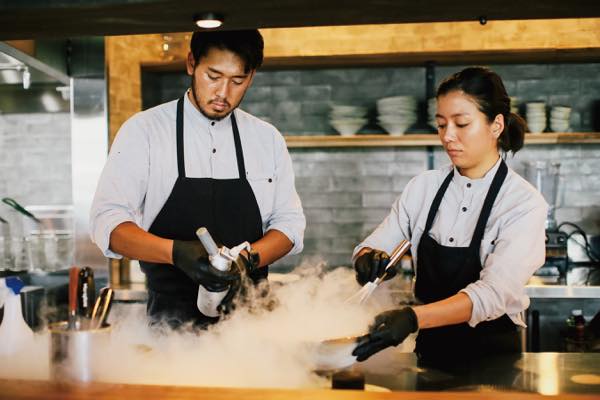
[190,30,264,73]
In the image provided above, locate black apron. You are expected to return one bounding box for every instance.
[139,97,267,328]
[414,160,521,364]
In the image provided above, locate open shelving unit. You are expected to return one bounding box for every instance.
[283,132,600,148]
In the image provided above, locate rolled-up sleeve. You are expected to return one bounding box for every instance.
[352,177,415,261]
[264,133,306,255]
[89,116,150,258]
[460,202,547,327]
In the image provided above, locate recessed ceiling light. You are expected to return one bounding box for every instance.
[194,12,224,29]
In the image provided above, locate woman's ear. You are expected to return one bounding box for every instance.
[493,114,505,138]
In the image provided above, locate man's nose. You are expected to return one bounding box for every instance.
[216,80,229,99]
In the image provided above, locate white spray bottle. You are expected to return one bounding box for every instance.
[195,227,250,317]
[0,277,34,355]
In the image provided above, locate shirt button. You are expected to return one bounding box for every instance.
[466,183,472,188]
[268,178,272,183]
[462,207,467,212]
[211,121,216,126]
[449,237,454,243]
[212,148,216,154]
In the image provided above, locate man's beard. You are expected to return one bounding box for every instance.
[190,75,238,122]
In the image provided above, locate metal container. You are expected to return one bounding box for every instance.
[49,321,111,382]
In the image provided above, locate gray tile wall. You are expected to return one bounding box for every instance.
[276,144,600,269]
[0,113,72,210]
[142,63,600,133]
[141,63,600,268]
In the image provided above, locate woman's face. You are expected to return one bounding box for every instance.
[436,90,503,177]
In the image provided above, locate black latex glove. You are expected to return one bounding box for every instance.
[352,307,418,362]
[172,240,237,292]
[216,249,261,314]
[354,249,395,286]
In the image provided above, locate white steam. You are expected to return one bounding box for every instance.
[0,261,405,388]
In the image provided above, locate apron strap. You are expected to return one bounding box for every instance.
[176,97,186,178]
[231,111,247,180]
[176,98,248,180]
[424,169,454,233]
[469,159,508,249]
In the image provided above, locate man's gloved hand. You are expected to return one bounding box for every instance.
[172,240,237,292]
[216,248,261,314]
[352,307,418,362]
[354,249,395,286]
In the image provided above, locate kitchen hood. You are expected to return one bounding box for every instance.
[0,41,70,113]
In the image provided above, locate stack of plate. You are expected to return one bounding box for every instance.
[526,102,547,133]
[509,97,520,115]
[376,96,417,136]
[329,104,368,136]
[427,97,437,128]
[549,106,571,132]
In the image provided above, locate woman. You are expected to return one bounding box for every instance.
[351,67,547,364]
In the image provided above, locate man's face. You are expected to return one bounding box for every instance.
[186,47,254,120]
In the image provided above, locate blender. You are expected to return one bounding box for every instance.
[524,161,568,282]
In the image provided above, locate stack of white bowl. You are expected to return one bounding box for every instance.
[526,102,547,133]
[376,96,417,136]
[427,97,437,128]
[329,104,368,136]
[549,106,571,132]
[509,96,520,115]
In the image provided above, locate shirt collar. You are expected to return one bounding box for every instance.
[183,90,233,129]
[452,156,502,188]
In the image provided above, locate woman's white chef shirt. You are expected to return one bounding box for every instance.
[353,158,548,328]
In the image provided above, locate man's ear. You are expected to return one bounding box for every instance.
[186,52,195,76]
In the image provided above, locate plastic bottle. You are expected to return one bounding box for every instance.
[195,228,250,317]
[0,277,34,355]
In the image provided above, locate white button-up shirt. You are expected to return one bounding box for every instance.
[90,93,305,259]
[353,158,547,328]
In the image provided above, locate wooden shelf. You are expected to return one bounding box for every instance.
[284,133,600,148]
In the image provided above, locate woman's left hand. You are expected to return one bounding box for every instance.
[352,307,419,361]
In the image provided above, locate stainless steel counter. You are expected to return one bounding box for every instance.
[357,352,600,395]
[525,283,600,298]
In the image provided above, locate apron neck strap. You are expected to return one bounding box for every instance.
[176,97,186,177]
[176,97,247,180]
[469,159,508,249]
[423,159,509,250]
[424,169,454,233]
[230,111,247,180]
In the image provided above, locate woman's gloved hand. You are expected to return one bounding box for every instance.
[352,307,418,361]
[172,240,237,292]
[354,249,394,286]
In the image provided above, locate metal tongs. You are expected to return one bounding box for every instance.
[346,239,411,305]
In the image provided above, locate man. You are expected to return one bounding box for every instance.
[90,30,305,328]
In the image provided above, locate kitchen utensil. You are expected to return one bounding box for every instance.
[92,287,114,329]
[49,321,111,382]
[315,336,360,371]
[1,198,41,224]
[68,266,80,330]
[346,239,412,305]
[77,267,95,319]
[524,161,561,230]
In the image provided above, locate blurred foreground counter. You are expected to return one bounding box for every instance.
[1,353,599,399]
[0,379,598,400]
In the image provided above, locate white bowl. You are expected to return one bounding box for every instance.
[314,337,359,371]
[330,118,367,136]
[528,124,546,133]
[379,121,410,135]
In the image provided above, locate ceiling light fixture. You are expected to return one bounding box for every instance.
[194,12,224,29]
